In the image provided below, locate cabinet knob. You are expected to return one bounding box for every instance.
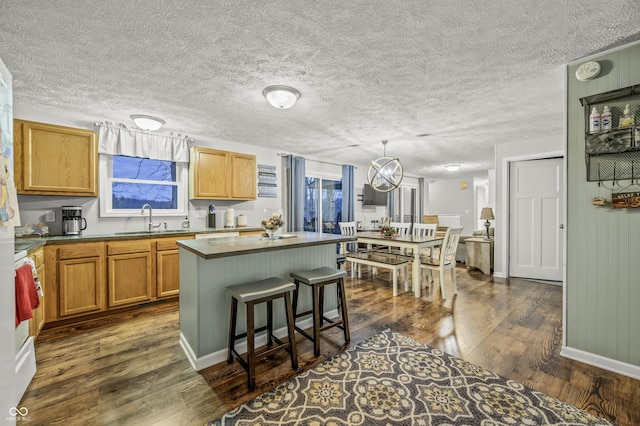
[559,224,564,229]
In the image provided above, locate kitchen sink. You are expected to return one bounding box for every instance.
[114,229,190,235]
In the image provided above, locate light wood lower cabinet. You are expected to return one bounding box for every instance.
[156,236,193,298]
[53,242,105,318]
[29,247,46,338]
[107,240,152,307]
[157,250,180,297]
[43,235,194,325]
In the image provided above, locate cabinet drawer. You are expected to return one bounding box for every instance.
[58,242,103,260]
[156,235,194,251]
[107,240,151,255]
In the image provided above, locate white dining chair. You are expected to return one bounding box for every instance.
[412,223,437,238]
[420,227,463,299]
[390,222,412,236]
[385,222,412,256]
[338,221,362,254]
[410,223,438,257]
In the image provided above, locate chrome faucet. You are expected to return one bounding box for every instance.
[141,203,161,231]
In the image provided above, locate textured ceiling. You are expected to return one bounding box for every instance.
[0,1,639,178]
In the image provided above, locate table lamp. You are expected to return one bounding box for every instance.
[480,207,494,240]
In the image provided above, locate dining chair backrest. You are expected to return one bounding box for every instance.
[390,222,411,235]
[439,227,463,263]
[412,223,437,238]
[338,221,357,236]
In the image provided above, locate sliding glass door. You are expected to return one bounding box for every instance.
[304,176,342,233]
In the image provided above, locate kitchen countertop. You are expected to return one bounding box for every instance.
[14,226,263,253]
[177,231,356,259]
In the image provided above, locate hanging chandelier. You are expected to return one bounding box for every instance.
[367,140,404,192]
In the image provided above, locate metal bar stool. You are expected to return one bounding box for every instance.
[290,266,350,357]
[227,277,298,391]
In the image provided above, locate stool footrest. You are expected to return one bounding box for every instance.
[294,309,314,319]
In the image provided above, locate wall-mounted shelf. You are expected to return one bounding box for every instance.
[581,84,640,182]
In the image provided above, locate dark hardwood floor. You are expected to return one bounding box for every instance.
[20,266,640,425]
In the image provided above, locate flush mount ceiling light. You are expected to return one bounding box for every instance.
[445,164,461,172]
[130,114,166,131]
[262,85,301,109]
[367,140,404,193]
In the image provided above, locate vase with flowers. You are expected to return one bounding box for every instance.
[261,209,284,240]
[379,217,397,237]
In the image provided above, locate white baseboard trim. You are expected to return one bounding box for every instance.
[180,310,339,371]
[492,272,507,278]
[561,345,640,380]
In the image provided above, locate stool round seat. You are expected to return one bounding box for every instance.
[227,277,296,303]
[290,266,347,285]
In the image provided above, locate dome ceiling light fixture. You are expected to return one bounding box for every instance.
[262,85,301,109]
[130,114,166,131]
[367,140,404,193]
[445,164,461,172]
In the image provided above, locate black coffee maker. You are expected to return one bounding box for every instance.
[62,206,87,235]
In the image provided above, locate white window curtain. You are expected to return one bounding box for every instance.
[96,121,190,162]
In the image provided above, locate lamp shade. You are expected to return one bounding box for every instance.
[480,207,495,221]
[130,114,165,131]
[262,85,301,109]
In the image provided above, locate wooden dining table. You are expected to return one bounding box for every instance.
[352,232,444,298]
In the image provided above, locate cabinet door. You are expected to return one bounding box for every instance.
[157,250,180,297]
[14,120,98,196]
[189,147,230,199]
[231,153,256,199]
[28,248,45,338]
[32,262,45,336]
[107,253,152,307]
[155,235,193,298]
[59,257,103,317]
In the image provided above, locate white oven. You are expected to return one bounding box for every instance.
[14,249,37,407]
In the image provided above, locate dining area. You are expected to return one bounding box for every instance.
[338,220,463,299]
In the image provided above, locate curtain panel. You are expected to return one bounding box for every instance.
[284,155,306,232]
[96,122,190,163]
[341,165,355,223]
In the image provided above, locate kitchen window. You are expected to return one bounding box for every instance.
[99,155,188,217]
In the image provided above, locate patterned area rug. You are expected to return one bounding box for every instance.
[211,329,614,425]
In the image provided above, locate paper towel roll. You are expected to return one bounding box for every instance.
[226,208,234,227]
[237,214,247,227]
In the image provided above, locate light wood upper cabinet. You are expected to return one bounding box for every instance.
[189,146,256,200]
[14,119,98,196]
[231,152,257,199]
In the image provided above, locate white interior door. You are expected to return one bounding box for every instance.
[509,158,563,281]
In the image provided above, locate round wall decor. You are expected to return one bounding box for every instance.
[575,61,601,81]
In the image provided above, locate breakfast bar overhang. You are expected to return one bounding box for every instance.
[177,232,355,371]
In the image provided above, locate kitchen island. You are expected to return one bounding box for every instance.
[177,231,356,371]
